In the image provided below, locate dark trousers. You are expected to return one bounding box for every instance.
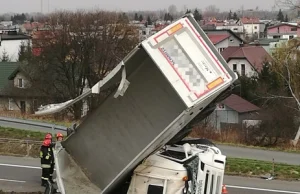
[41,167,51,185]
[49,163,55,181]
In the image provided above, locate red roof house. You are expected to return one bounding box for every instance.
[221,45,272,76]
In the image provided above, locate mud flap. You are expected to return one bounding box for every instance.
[183,156,199,194]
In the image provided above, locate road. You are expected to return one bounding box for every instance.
[218,144,300,165]
[0,155,299,194]
[1,116,299,165]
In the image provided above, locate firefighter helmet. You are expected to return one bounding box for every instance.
[56,133,64,138]
[43,139,51,146]
[45,133,52,140]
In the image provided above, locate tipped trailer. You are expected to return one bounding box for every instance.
[37,13,238,194]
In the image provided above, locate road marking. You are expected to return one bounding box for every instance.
[227,185,300,193]
[0,163,41,169]
[0,178,26,183]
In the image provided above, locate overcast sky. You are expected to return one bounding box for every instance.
[1,0,278,14]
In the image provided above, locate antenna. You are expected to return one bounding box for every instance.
[41,0,43,13]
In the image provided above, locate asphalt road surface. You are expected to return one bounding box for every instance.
[0,155,299,194]
[218,144,300,165]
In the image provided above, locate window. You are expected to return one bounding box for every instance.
[254,26,257,29]
[291,27,297,31]
[218,48,225,52]
[147,185,163,194]
[289,35,294,39]
[241,64,245,76]
[233,64,237,72]
[18,78,24,88]
[8,98,13,110]
[233,28,238,30]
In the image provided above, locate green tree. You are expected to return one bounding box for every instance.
[228,10,232,19]
[30,17,34,23]
[1,49,9,62]
[284,14,288,22]
[277,9,284,21]
[146,16,152,25]
[185,9,191,14]
[138,14,143,21]
[164,13,173,21]
[233,12,238,20]
[134,13,138,21]
[193,8,202,21]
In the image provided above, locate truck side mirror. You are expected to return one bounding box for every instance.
[183,143,191,158]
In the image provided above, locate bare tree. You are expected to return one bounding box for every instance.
[168,5,178,17]
[204,5,220,18]
[268,38,300,146]
[21,10,139,119]
[275,0,300,9]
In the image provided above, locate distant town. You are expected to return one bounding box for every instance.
[0,6,300,142]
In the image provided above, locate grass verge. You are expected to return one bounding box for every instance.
[226,157,300,181]
[217,141,300,154]
[0,126,46,141]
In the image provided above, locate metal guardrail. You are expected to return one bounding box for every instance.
[0,116,68,132]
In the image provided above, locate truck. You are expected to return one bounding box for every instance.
[36,13,238,194]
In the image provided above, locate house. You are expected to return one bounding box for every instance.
[216,24,244,38]
[221,45,272,77]
[267,23,300,39]
[249,38,288,54]
[238,17,266,39]
[0,62,43,113]
[209,94,260,130]
[0,32,31,61]
[205,29,244,52]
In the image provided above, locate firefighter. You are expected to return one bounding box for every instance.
[44,133,55,183]
[40,138,53,187]
[56,133,64,142]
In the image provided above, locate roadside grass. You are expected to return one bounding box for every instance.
[190,127,300,154]
[226,157,300,180]
[217,141,300,154]
[0,126,46,141]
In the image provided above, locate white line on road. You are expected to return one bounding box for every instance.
[0,163,41,169]
[0,178,26,183]
[227,185,300,194]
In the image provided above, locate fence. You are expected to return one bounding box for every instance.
[0,138,43,157]
[0,116,68,132]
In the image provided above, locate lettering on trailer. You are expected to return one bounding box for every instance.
[160,47,174,65]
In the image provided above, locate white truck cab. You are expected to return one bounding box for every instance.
[128,139,225,194]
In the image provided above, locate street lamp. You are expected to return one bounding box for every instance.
[35,61,128,115]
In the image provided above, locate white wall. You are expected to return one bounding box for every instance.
[216,25,244,33]
[13,72,31,88]
[227,59,257,77]
[0,39,30,62]
[244,23,265,38]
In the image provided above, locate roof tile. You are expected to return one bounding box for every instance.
[221,45,272,71]
[207,34,230,44]
[222,94,260,113]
